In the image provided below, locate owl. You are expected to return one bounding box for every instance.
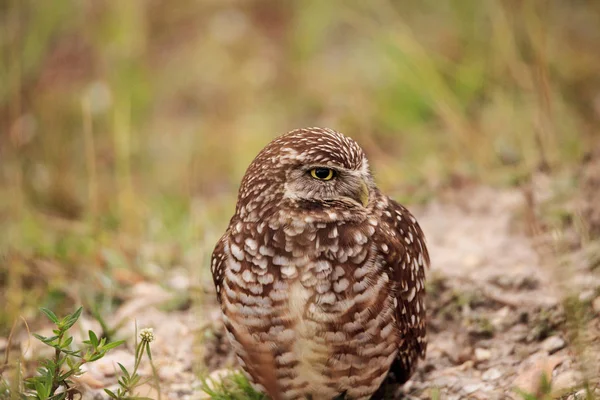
[211,128,429,400]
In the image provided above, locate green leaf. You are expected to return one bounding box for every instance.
[145,343,153,360]
[60,368,79,380]
[32,333,48,342]
[61,349,82,357]
[102,340,125,351]
[117,362,130,379]
[104,389,118,399]
[34,380,50,399]
[40,308,59,324]
[129,375,141,386]
[88,352,106,362]
[63,307,83,330]
[33,333,59,344]
[514,389,539,400]
[40,360,56,371]
[61,336,74,348]
[88,330,99,347]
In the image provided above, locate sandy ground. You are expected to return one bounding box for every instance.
[4,183,600,400]
[400,184,600,399]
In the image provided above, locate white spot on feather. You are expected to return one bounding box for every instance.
[334,278,350,292]
[244,238,258,251]
[230,243,244,261]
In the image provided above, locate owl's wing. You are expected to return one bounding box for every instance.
[381,198,430,384]
[209,231,283,400]
[210,234,227,304]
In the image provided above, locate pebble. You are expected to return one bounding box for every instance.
[491,306,512,330]
[131,382,159,399]
[579,289,596,303]
[541,336,566,354]
[482,368,502,381]
[91,349,136,377]
[552,370,582,394]
[169,382,194,396]
[463,383,483,394]
[158,363,185,382]
[512,353,563,395]
[572,388,600,399]
[464,254,482,268]
[435,337,466,364]
[168,269,191,291]
[474,347,492,361]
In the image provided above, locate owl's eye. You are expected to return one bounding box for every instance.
[310,168,335,181]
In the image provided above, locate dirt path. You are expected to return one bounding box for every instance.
[10,185,599,400]
[404,185,599,399]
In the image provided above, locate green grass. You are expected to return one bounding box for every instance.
[201,372,265,400]
[1,0,600,398]
[0,307,158,400]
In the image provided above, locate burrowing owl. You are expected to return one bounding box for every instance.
[211,128,429,400]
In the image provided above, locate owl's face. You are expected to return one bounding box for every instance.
[236,128,374,220]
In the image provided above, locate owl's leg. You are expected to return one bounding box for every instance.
[370,382,395,400]
[331,390,347,400]
[371,357,414,400]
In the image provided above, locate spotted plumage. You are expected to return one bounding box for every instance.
[211,128,429,400]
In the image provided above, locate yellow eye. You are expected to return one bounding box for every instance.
[310,168,335,181]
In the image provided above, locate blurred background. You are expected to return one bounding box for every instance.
[1,0,600,335]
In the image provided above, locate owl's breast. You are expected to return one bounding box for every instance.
[221,216,400,399]
[279,249,399,399]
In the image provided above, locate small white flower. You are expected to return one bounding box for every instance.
[139,328,155,343]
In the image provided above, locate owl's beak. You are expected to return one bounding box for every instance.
[359,179,370,207]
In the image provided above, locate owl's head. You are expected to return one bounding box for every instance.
[237,128,373,220]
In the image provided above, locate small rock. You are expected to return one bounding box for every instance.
[463,383,483,394]
[457,360,475,371]
[130,382,160,399]
[579,289,596,303]
[158,363,185,382]
[71,373,105,389]
[464,254,482,268]
[89,349,136,378]
[574,388,596,399]
[510,324,530,342]
[541,336,566,354]
[474,347,492,361]
[434,336,467,364]
[168,272,190,291]
[491,306,512,330]
[169,382,194,396]
[513,353,564,395]
[552,370,582,394]
[482,368,502,381]
[111,282,174,323]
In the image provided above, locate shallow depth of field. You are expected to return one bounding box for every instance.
[1,1,600,399]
